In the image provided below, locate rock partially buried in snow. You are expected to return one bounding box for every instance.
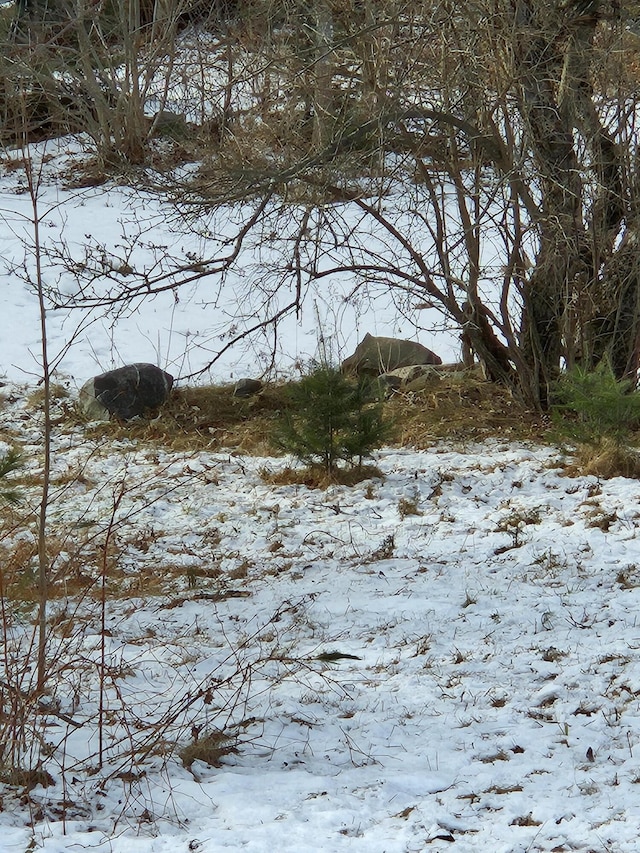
[342,333,442,375]
[79,363,173,421]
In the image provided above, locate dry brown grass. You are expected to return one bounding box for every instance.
[566,439,640,480]
[3,371,636,608]
[0,527,233,603]
[0,531,117,602]
[261,463,384,489]
[73,384,291,455]
[383,372,545,448]
[66,373,545,455]
[25,383,70,409]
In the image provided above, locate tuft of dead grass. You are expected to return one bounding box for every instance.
[261,464,384,489]
[26,383,70,409]
[0,531,118,602]
[179,729,237,770]
[566,439,640,480]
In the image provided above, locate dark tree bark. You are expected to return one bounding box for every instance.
[512,2,590,402]
[509,0,634,403]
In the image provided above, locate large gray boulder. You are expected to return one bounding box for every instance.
[342,333,442,375]
[233,378,263,398]
[79,363,173,421]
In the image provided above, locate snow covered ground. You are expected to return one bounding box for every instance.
[0,138,459,389]
[2,142,640,853]
[1,383,640,852]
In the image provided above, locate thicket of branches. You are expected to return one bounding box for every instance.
[3,0,640,410]
[4,0,640,818]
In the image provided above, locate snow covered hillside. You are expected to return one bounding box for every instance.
[1,385,640,853]
[0,139,459,389]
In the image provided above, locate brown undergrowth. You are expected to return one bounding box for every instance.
[384,373,546,448]
[67,372,546,455]
[76,383,292,454]
[261,463,384,489]
[562,439,640,480]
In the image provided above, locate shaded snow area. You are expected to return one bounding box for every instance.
[0,139,459,388]
[2,391,640,852]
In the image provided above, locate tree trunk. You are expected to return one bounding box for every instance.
[312,0,334,151]
[510,0,631,403]
[513,2,585,404]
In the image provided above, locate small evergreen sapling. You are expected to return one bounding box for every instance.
[0,449,23,505]
[551,360,640,477]
[552,360,640,446]
[274,365,391,473]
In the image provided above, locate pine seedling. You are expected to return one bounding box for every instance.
[274,365,391,474]
[0,449,23,505]
[551,360,640,447]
